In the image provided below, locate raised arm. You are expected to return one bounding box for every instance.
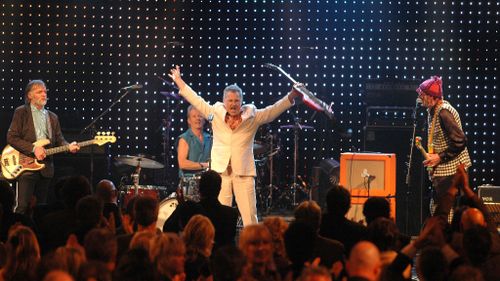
[254,85,301,125]
[168,65,213,118]
[455,164,497,233]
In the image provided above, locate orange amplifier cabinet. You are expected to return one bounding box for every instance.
[340,152,397,223]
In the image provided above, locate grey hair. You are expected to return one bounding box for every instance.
[186,105,196,118]
[223,84,243,103]
[24,80,46,104]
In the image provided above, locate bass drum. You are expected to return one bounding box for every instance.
[121,185,160,208]
[156,197,178,230]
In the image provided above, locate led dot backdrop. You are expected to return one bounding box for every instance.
[0,1,498,189]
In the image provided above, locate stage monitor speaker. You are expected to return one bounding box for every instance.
[311,159,340,209]
[340,152,397,220]
[340,153,396,197]
[478,185,500,229]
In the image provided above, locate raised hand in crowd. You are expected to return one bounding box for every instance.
[452,164,474,198]
[121,213,134,234]
[66,234,86,256]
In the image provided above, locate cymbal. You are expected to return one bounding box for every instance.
[279,124,314,130]
[115,155,165,169]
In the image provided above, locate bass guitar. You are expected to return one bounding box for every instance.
[1,132,116,180]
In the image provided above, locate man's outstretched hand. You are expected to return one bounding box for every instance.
[168,65,186,90]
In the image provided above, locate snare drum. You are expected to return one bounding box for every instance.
[156,198,178,230]
[178,175,201,202]
[121,185,160,207]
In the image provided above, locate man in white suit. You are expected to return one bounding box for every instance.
[169,65,301,225]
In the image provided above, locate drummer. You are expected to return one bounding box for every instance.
[177,106,212,178]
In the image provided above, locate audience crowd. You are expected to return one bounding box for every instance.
[0,165,498,280]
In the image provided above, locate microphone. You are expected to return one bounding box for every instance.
[361,169,376,180]
[121,84,143,91]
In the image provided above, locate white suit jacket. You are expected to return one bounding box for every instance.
[179,85,293,176]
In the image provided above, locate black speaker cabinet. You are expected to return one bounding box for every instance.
[364,126,429,236]
[478,185,500,229]
[311,159,340,210]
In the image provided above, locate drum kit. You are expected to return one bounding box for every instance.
[254,119,314,213]
[115,154,167,203]
[114,153,205,228]
[114,154,179,228]
[114,119,315,225]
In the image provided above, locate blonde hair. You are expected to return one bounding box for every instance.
[130,230,157,254]
[262,216,289,259]
[150,233,185,277]
[238,224,273,254]
[183,214,215,258]
[238,224,276,274]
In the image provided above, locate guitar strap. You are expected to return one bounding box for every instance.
[46,112,53,141]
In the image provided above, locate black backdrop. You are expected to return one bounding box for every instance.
[1,1,498,232]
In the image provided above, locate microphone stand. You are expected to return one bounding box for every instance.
[157,75,182,187]
[404,100,420,234]
[80,88,136,187]
[161,99,182,188]
[206,114,214,170]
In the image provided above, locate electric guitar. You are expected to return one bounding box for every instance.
[1,132,116,179]
[415,136,434,179]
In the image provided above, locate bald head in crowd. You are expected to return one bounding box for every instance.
[461,208,486,230]
[346,241,382,281]
[95,179,117,203]
[42,270,74,281]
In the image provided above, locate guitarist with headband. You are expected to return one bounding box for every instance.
[416,76,471,216]
[6,80,80,215]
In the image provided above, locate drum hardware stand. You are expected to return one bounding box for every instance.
[116,175,127,206]
[297,175,312,201]
[264,133,279,213]
[290,117,303,206]
[131,162,142,196]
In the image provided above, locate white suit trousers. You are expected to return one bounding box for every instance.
[218,169,257,226]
